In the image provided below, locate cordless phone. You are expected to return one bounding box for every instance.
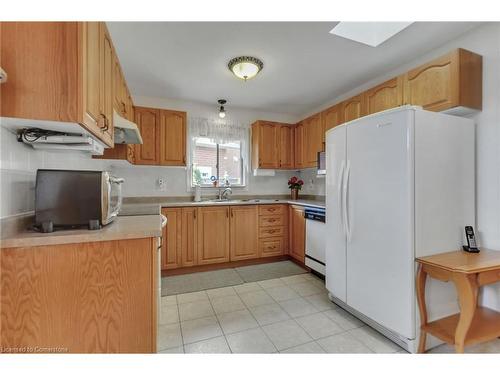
[463,226,480,253]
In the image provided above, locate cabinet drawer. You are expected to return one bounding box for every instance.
[259,238,284,257]
[259,205,285,216]
[259,215,284,227]
[259,226,285,238]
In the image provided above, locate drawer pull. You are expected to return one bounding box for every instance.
[268,218,276,222]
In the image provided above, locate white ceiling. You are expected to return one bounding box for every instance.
[107,22,482,116]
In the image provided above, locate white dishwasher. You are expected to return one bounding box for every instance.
[304,207,326,276]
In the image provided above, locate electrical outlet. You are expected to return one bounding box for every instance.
[308,178,314,190]
[157,177,167,192]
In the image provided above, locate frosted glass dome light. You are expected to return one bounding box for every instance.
[228,56,264,81]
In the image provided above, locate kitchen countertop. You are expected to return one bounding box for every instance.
[0,214,163,249]
[122,196,326,211]
[120,197,326,215]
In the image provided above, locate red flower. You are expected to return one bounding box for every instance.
[298,180,304,185]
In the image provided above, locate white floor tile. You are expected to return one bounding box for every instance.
[179,300,214,321]
[239,290,274,307]
[305,293,337,312]
[177,290,209,304]
[289,281,323,297]
[280,341,326,354]
[266,285,300,302]
[210,294,246,314]
[206,286,237,299]
[157,323,183,351]
[161,295,178,306]
[233,282,262,295]
[323,308,365,330]
[257,278,286,289]
[184,336,231,353]
[349,326,401,353]
[160,304,180,325]
[262,319,313,350]
[317,332,372,353]
[158,346,184,353]
[226,327,277,353]
[180,316,223,344]
[295,312,344,339]
[278,297,320,318]
[280,274,309,285]
[249,303,291,326]
[429,339,500,354]
[217,309,259,334]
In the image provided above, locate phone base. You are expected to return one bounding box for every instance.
[463,245,480,253]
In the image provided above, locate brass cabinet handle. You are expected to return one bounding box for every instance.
[194,209,197,220]
[100,113,109,132]
[226,208,229,218]
[268,218,276,222]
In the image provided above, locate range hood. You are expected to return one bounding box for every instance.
[114,110,143,144]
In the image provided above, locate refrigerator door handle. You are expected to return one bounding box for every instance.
[338,160,346,234]
[343,160,351,241]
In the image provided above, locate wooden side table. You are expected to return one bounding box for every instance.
[416,249,500,353]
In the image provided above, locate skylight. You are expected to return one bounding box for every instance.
[329,22,413,47]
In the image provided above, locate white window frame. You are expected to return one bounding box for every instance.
[189,137,247,189]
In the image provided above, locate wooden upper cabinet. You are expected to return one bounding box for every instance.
[289,205,305,262]
[303,113,322,168]
[229,206,259,261]
[251,121,279,169]
[161,208,182,270]
[197,206,230,265]
[279,125,294,169]
[134,106,160,165]
[100,24,114,143]
[294,122,305,169]
[321,104,343,137]
[159,109,187,166]
[341,93,366,123]
[404,48,482,112]
[0,22,116,147]
[82,22,102,135]
[181,207,198,268]
[365,76,404,115]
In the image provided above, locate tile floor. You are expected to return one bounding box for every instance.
[157,272,500,354]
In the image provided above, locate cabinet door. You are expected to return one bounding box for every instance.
[230,206,259,261]
[294,122,304,169]
[304,113,322,167]
[289,206,305,262]
[181,208,198,267]
[322,104,343,138]
[161,208,182,270]
[279,125,294,169]
[82,22,102,136]
[404,51,457,112]
[197,207,230,265]
[342,94,366,123]
[134,106,160,165]
[100,24,114,145]
[365,76,403,115]
[159,110,187,166]
[258,122,279,168]
[113,53,126,117]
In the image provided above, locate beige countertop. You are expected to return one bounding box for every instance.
[1,214,163,249]
[122,197,326,211]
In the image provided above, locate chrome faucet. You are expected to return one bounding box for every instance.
[218,187,232,200]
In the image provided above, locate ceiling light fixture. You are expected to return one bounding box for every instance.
[329,22,413,47]
[228,56,264,81]
[218,99,227,118]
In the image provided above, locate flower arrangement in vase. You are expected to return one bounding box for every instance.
[288,176,304,200]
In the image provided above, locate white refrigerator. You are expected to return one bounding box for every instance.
[325,106,475,352]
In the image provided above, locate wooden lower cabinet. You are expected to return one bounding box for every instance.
[289,205,305,262]
[161,208,182,270]
[160,204,302,270]
[197,206,230,265]
[229,206,259,261]
[0,238,158,353]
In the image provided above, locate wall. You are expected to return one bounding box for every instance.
[300,22,500,310]
[0,98,299,218]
